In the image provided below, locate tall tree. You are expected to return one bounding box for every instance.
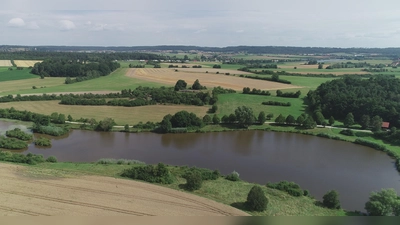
[258,111,266,125]
[275,114,286,124]
[174,80,187,91]
[360,115,371,129]
[323,190,341,209]
[212,114,220,124]
[343,113,354,128]
[235,106,255,128]
[328,116,335,126]
[371,115,383,132]
[286,115,296,125]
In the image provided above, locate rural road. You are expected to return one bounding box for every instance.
[67,121,373,133]
[0,163,248,216]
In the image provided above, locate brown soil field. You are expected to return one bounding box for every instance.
[0,60,12,67]
[0,163,248,216]
[126,68,300,91]
[14,60,42,67]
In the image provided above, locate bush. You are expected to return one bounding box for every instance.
[246,185,268,212]
[322,190,341,209]
[266,181,306,197]
[121,163,174,184]
[34,137,52,147]
[0,137,28,150]
[33,124,69,136]
[46,156,58,163]
[97,158,144,165]
[340,129,355,136]
[0,151,45,165]
[225,170,240,181]
[6,128,33,141]
[183,170,203,191]
[183,167,220,180]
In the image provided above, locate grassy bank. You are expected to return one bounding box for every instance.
[13,161,347,216]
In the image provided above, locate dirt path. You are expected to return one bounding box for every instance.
[0,163,248,216]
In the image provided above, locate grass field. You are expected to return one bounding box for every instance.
[127,68,300,91]
[0,101,209,125]
[14,60,42,67]
[0,67,38,82]
[217,93,306,119]
[0,68,163,96]
[0,60,12,67]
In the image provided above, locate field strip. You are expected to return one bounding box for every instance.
[0,174,222,215]
[0,188,154,216]
[0,60,12,67]
[14,60,42,67]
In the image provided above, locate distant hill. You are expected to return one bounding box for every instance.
[1,45,400,56]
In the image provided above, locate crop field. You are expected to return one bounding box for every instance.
[14,60,42,67]
[0,101,209,125]
[0,68,38,82]
[0,68,162,96]
[0,60,12,67]
[126,68,300,91]
[0,163,246,216]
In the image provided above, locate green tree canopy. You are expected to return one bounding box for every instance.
[246,185,268,212]
[344,112,354,128]
[322,190,341,209]
[365,189,400,216]
[235,106,255,128]
[174,79,187,91]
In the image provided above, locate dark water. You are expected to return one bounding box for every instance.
[1,121,399,212]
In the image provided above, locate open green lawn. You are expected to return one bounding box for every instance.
[0,67,37,82]
[217,93,306,119]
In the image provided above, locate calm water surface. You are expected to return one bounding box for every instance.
[1,121,399,211]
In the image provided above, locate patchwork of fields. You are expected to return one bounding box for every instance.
[126,68,300,91]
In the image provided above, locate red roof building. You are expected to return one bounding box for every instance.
[381,122,390,129]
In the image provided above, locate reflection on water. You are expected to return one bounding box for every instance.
[0,121,399,212]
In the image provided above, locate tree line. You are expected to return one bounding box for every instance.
[242,87,271,96]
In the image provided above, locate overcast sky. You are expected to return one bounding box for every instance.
[1,0,400,47]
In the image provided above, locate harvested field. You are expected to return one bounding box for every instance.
[167,67,253,75]
[0,163,247,216]
[126,68,300,91]
[0,101,209,125]
[14,60,42,67]
[0,60,12,67]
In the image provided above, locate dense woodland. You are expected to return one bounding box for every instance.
[307,76,400,127]
[31,59,120,77]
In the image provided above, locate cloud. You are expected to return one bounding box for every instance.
[90,23,107,31]
[26,21,39,30]
[236,30,244,33]
[59,20,75,31]
[194,29,207,34]
[85,21,92,25]
[8,17,25,27]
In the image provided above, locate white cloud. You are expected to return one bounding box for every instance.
[8,17,25,27]
[27,21,39,29]
[236,30,244,33]
[59,20,75,31]
[85,21,92,25]
[90,23,107,31]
